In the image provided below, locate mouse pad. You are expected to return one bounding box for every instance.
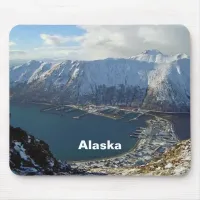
[9,25,191,176]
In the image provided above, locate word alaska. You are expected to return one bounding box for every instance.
[78,140,122,150]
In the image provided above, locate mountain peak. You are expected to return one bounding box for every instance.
[174,53,189,59]
[142,49,163,55]
[129,49,165,62]
[27,60,43,65]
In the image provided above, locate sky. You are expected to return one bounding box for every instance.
[9,25,190,61]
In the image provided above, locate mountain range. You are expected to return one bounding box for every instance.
[10,49,190,112]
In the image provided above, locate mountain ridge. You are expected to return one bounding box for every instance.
[10,50,190,112]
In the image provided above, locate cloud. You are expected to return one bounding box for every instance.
[10,25,190,61]
[137,27,169,45]
[40,34,76,46]
[40,34,68,45]
[9,50,27,60]
[9,46,81,61]
[9,41,16,46]
[10,50,26,55]
[75,25,190,60]
[32,45,81,60]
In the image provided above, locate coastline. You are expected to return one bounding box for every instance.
[70,114,180,172]
[10,100,186,171]
[66,105,181,166]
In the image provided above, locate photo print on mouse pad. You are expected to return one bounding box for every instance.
[9,25,190,176]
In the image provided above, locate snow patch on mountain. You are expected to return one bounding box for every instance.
[27,62,52,84]
[10,60,43,85]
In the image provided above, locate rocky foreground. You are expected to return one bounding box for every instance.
[10,126,191,176]
[136,139,191,176]
[10,126,87,175]
[87,139,191,176]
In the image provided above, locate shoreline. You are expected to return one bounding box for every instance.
[10,101,187,169]
[70,116,180,172]
[10,100,190,115]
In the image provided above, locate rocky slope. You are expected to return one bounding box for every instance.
[88,139,191,176]
[10,126,87,175]
[136,139,191,176]
[10,50,190,112]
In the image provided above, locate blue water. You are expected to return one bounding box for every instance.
[10,103,148,161]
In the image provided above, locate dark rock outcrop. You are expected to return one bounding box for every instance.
[10,126,86,175]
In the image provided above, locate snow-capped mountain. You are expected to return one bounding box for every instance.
[130,49,189,63]
[10,50,190,112]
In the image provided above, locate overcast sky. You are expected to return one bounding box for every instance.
[9,25,190,61]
